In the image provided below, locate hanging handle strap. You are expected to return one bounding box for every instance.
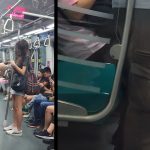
[2,14,14,34]
[33,37,40,48]
[44,35,50,47]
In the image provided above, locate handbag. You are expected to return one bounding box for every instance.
[11,72,26,92]
[25,70,40,95]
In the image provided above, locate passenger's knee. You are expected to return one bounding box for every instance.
[46,105,54,114]
[13,106,22,112]
[46,106,51,113]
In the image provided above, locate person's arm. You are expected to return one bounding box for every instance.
[38,82,52,92]
[63,0,96,20]
[9,61,26,75]
[0,63,7,69]
[50,79,55,93]
[0,63,11,72]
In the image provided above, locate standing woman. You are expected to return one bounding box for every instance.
[3,40,29,136]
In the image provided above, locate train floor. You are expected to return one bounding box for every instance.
[58,114,119,150]
[0,94,47,150]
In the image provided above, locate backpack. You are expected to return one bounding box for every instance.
[25,70,40,95]
[24,55,40,95]
[11,72,27,92]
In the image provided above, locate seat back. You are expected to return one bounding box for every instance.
[58,55,116,114]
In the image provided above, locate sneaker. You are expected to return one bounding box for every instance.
[23,113,30,118]
[3,124,14,131]
[6,128,22,136]
[4,95,8,101]
[43,139,54,144]
[35,130,54,140]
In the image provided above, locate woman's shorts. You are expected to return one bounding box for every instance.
[11,88,25,96]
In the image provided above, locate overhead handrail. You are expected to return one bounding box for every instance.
[58,2,114,20]
[22,11,54,20]
[58,0,136,122]
[0,0,23,19]
[0,12,53,41]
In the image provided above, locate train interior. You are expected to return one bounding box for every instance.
[0,0,54,150]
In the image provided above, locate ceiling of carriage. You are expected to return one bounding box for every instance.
[0,0,54,40]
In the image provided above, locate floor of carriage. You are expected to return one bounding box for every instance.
[58,113,119,150]
[0,94,48,150]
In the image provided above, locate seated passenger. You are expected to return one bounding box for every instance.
[27,68,54,127]
[58,0,114,62]
[28,95,54,128]
[24,68,45,104]
[24,67,53,110]
[34,105,54,139]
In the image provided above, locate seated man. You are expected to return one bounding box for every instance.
[27,68,54,127]
[28,95,54,128]
[24,67,54,111]
[34,105,54,139]
[58,0,113,62]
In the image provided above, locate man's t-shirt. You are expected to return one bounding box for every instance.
[112,0,150,9]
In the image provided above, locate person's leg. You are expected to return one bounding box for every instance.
[4,94,17,131]
[12,95,17,128]
[13,95,24,130]
[5,94,24,136]
[28,98,48,127]
[40,102,54,126]
[121,9,150,150]
[43,105,54,130]
[34,115,54,139]
[34,99,46,121]
[47,123,54,135]
[26,95,36,109]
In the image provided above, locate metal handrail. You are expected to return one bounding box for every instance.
[58,0,135,122]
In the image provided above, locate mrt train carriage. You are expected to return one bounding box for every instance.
[0,0,54,150]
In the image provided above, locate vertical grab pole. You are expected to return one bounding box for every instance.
[108,0,136,111]
[35,49,38,77]
[97,0,136,120]
[3,29,21,127]
[3,69,13,127]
